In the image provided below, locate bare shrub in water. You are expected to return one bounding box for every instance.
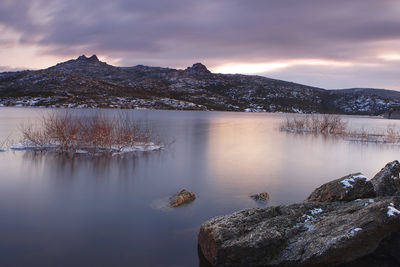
[281,114,400,143]
[385,125,400,143]
[280,115,347,135]
[0,137,9,151]
[22,112,156,152]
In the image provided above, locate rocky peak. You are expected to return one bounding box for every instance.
[76,54,100,63]
[49,54,107,72]
[184,63,211,75]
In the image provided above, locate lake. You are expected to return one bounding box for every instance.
[1,107,400,266]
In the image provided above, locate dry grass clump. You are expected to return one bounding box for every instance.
[384,125,400,143]
[0,135,13,151]
[280,115,347,135]
[0,139,7,151]
[21,112,158,153]
[346,125,400,143]
[281,114,400,143]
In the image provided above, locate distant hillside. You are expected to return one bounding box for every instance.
[0,54,399,115]
[331,88,400,100]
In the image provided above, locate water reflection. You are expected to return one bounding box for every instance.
[1,108,400,266]
[206,116,281,191]
[22,151,139,178]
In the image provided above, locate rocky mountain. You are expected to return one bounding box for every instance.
[0,54,399,115]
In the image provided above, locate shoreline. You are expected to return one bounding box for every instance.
[0,105,386,118]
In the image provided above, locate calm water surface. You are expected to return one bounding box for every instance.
[1,107,400,266]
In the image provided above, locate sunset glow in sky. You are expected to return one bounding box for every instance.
[1,0,399,89]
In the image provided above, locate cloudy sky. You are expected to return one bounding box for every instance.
[1,0,400,89]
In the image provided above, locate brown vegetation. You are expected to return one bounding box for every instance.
[280,115,347,135]
[281,114,400,143]
[21,112,158,153]
[346,125,400,143]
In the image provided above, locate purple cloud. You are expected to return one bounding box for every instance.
[0,0,399,89]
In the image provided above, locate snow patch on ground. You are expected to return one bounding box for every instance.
[352,174,369,181]
[121,142,161,152]
[10,142,49,150]
[387,203,400,217]
[340,178,355,188]
[9,141,162,155]
[340,174,368,188]
[297,215,315,231]
[350,228,362,236]
[112,143,162,155]
[310,208,323,215]
[302,214,314,222]
[298,209,324,231]
[75,149,89,154]
[281,128,311,133]
[363,199,375,207]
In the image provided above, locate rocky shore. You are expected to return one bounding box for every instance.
[198,161,400,266]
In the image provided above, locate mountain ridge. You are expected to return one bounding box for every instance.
[0,54,398,114]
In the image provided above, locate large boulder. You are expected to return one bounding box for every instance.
[371,161,400,197]
[198,197,400,266]
[307,173,376,202]
[341,232,400,267]
[198,161,400,266]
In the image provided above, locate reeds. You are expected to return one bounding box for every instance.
[280,115,347,135]
[346,125,400,143]
[280,115,400,143]
[21,112,157,153]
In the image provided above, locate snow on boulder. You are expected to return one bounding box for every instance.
[198,162,400,266]
[387,203,400,217]
[198,197,400,266]
[307,173,376,202]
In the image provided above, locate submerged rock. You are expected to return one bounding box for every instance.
[198,161,400,266]
[371,160,400,197]
[250,192,270,202]
[307,173,376,202]
[169,189,196,207]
